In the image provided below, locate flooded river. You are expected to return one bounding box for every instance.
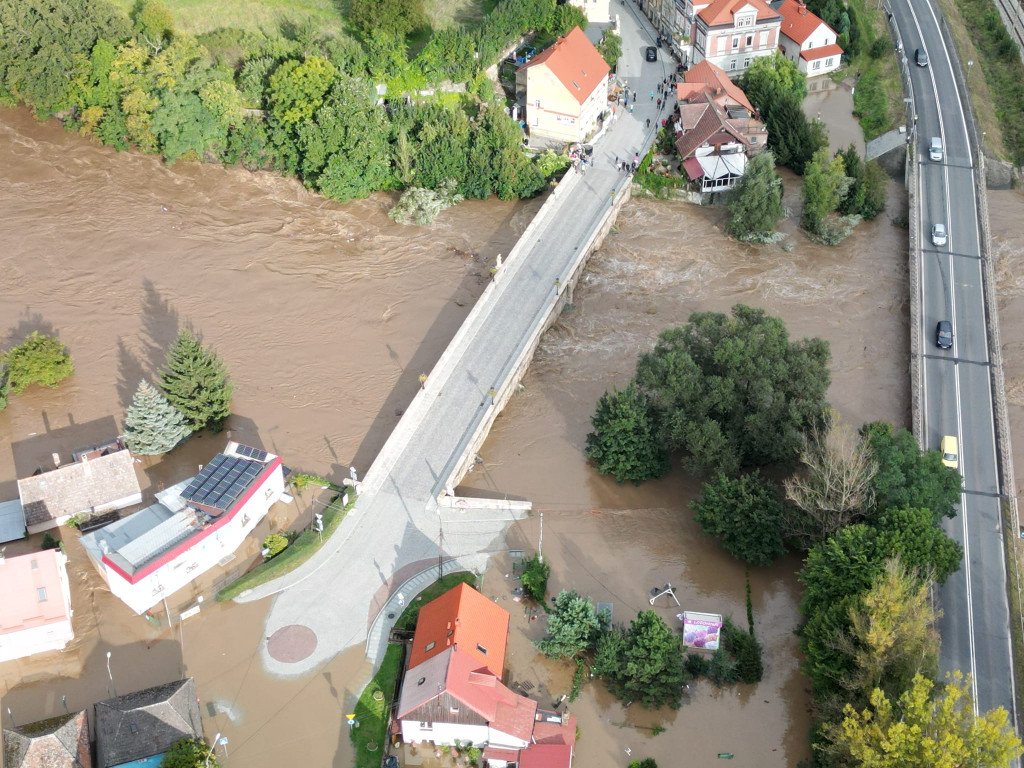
[0,100,960,768]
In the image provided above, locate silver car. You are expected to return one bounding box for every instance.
[932,222,947,246]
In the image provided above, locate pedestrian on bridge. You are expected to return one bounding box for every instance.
[650,90,654,100]
[657,98,662,109]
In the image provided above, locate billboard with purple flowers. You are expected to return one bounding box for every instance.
[679,611,723,650]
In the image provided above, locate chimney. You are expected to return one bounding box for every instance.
[52,452,61,468]
[799,1,808,13]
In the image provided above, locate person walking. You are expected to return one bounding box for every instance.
[629,102,634,113]
[657,98,662,109]
[646,117,651,128]
[650,90,655,101]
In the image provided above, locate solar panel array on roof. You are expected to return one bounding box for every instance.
[182,454,263,512]
[234,444,269,462]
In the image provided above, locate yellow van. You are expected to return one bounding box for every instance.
[941,435,959,469]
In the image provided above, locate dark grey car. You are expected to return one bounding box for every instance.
[915,48,928,66]
[646,46,658,62]
[936,320,953,349]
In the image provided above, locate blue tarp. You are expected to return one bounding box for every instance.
[112,753,166,768]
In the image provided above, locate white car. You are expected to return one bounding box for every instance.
[932,222,947,247]
[930,137,943,161]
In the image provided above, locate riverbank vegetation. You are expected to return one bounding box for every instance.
[0,332,74,411]
[0,0,569,207]
[584,307,1021,765]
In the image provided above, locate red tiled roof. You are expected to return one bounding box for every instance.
[674,93,749,159]
[519,744,573,768]
[491,693,539,742]
[408,582,509,676]
[698,0,780,27]
[483,747,521,762]
[681,59,755,113]
[801,43,843,60]
[532,712,577,746]
[777,0,833,44]
[683,156,705,179]
[518,26,610,105]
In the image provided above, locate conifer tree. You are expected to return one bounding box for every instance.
[123,380,190,455]
[159,329,234,432]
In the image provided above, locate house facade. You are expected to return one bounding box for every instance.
[568,0,611,23]
[0,549,74,663]
[18,442,142,534]
[690,0,782,76]
[80,442,285,615]
[773,0,843,75]
[516,26,610,145]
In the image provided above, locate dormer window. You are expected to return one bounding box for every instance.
[447,629,454,637]
[476,643,488,654]
[425,641,435,651]
[571,80,580,90]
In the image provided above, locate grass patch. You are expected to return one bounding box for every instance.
[941,0,1024,164]
[351,643,404,768]
[215,490,356,601]
[393,571,478,631]
[107,0,350,37]
[845,0,904,139]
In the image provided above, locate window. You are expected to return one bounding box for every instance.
[744,58,751,68]
[30,559,37,570]
[826,57,834,66]
[534,99,540,108]
[751,136,758,143]
[37,587,47,602]
[730,59,737,70]
[447,629,454,637]
[812,60,821,69]
[425,641,436,652]
[476,643,488,654]
[746,34,753,46]
[417,677,426,686]
[420,722,432,731]
[732,35,739,48]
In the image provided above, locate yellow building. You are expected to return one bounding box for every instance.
[516,27,611,145]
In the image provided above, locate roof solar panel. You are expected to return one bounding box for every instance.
[182,454,265,511]
[235,444,269,462]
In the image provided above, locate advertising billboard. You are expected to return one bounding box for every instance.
[679,611,723,650]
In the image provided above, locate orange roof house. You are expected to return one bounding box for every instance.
[678,59,755,113]
[407,581,509,676]
[516,26,611,145]
[691,0,783,77]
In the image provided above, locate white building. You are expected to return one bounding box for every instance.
[568,0,611,23]
[80,442,285,615]
[0,549,74,662]
[773,0,843,75]
[690,0,783,76]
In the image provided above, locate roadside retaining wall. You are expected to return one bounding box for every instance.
[908,139,924,443]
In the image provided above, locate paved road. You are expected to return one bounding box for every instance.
[242,6,678,677]
[890,0,1017,719]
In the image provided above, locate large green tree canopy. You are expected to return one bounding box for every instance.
[634,305,831,477]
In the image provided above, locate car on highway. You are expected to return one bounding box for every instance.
[940,435,959,469]
[930,137,944,161]
[936,320,953,349]
[646,46,658,62]
[916,47,928,66]
[932,222,947,246]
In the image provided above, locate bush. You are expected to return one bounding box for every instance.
[684,651,711,677]
[521,554,550,602]
[389,180,464,225]
[263,533,289,557]
[160,738,217,768]
[1,332,74,395]
[721,618,763,683]
[692,472,788,566]
[41,533,60,550]
[869,36,889,58]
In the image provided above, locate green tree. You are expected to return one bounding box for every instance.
[801,147,847,235]
[160,737,219,768]
[122,380,190,454]
[692,472,787,566]
[521,554,550,602]
[764,90,820,174]
[151,88,226,162]
[820,673,1023,768]
[720,617,763,683]
[861,421,962,523]
[739,51,807,114]
[634,305,831,476]
[596,29,622,71]
[0,0,132,115]
[546,6,587,35]
[464,105,545,200]
[585,382,668,485]
[131,0,174,54]
[601,611,686,709]
[267,56,337,127]
[537,590,606,659]
[348,0,427,37]
[2,332,74,395]
[159,329,233,432]
[837,144,888,220]
[726,150,785,243]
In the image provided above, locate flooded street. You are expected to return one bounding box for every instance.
[803,76,863,156]
[1,98,918,768]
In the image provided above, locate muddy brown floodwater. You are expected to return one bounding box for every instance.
[1,99,915,768]
[460,178,911,766]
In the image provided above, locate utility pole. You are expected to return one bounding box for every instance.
[438,524,444,582]
[538,512,544,563]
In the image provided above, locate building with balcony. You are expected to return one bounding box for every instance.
[690,0,782,76]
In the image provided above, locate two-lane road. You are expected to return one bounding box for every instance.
[891,0,1016,718]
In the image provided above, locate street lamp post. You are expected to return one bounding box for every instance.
[106,651,117,697]
[205,732,221,767]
